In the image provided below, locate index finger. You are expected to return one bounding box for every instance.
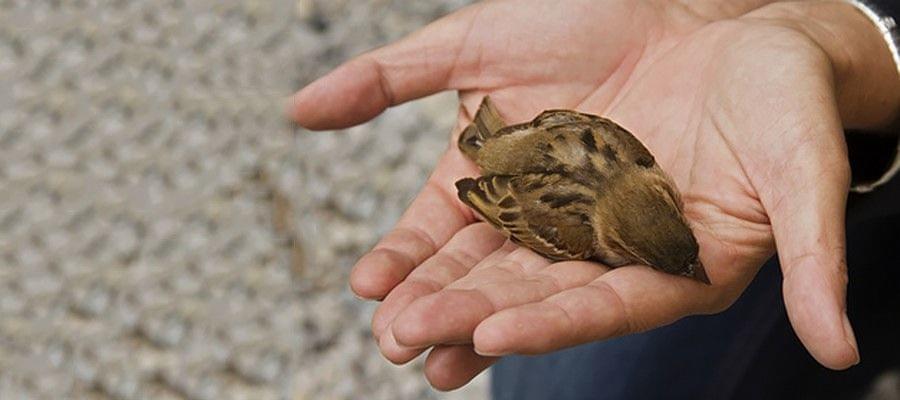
[289,4,482,130]
[350,147,478,299]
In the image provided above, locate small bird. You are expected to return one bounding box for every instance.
[455,97,710,284]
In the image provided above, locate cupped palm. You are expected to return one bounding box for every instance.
[290,0,856,390]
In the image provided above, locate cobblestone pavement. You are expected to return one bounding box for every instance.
[0,0,484,399]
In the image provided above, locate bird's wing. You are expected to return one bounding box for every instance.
[586,118,657,169]
[479,111,611,176]
[532,109,599,127]
[532,110,659,173]
[455,174,596,260]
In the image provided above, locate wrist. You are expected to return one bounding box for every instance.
[671,0,782,20]
[745,1,900,131]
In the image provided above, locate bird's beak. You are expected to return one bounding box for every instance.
[688,260,711,285]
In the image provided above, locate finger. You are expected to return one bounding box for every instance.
[712,45,860,369]
[377,328,421,365]
[376,239,515,365]
[763,123,858,369]
[349,149,477,300]
[736,69,859,370]
[473,266,714,356]
[372,234,513,338]
[424,345,497,391]
[288,4,481,130]
[392,255,605,349]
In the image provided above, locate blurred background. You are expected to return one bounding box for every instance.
[0,0,484,398]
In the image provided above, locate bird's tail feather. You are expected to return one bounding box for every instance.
[458,96,505,161]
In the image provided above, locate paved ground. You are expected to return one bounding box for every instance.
[0,1,484,399]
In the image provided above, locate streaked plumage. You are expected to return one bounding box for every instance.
[456,97,710,284]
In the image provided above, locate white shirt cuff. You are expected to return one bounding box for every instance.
[843,0,900,193]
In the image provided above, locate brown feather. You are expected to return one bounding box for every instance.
[457,174,596,260]
[455,96,710,284]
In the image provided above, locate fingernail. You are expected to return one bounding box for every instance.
[386,330,414,351]
[347,286,375,301]
[379,330,408,360]
[473,346,503,357]
[841,312,861,365]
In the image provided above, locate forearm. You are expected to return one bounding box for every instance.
[745,1,900,132]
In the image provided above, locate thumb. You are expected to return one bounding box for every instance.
[766,122,858,370]
[288,5,480,130]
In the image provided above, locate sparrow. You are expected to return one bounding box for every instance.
[455,97,710,284]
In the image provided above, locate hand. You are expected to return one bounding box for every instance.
[289,0,900,390]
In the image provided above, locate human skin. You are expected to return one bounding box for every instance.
[289,0,900,391]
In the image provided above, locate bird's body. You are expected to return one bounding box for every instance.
[456,97,710,284]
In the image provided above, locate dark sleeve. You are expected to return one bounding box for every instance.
[867,0,899,20]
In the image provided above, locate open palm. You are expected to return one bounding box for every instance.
[291,0,858,390]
